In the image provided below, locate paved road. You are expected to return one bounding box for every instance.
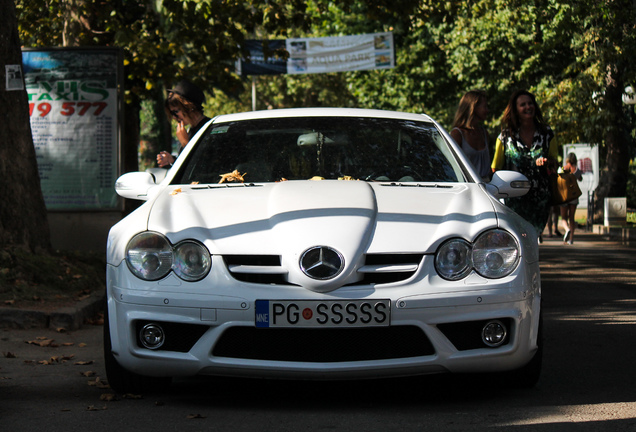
[1,233,635,431]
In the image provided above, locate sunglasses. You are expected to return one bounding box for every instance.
[170,109,181,118]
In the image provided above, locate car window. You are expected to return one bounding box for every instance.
[172,117,467,184]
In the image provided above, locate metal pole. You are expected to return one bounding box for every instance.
[252,76,256,111]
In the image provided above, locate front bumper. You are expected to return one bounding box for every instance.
[106,258,541,380]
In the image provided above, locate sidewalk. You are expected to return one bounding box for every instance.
[0,227,633,330]
[543,224,636,248]
[592,224,636,248]
[0,289,104,330]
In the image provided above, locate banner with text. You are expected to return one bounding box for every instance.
[22,48,122,210]
[238,32,394,76]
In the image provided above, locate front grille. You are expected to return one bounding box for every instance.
[223,253,423,287]
[354,253,423,285]
[212,325,434,362]
[224,255,293,285]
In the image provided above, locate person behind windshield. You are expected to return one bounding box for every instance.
[157,80,210,168]
[450,90,491,181]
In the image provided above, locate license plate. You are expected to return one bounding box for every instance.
[255,299,391,328]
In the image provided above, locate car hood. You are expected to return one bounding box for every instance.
[147,180,499,257]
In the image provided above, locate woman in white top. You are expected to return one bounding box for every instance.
[450,90,491,181]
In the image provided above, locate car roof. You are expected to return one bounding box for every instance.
[212,107,434,124]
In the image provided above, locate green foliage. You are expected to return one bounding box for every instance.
[16,0,311,102]
[15,0,636,199]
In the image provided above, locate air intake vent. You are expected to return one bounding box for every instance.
[213,325,434,361]
[355,253,423,285]
[223,255,292,285]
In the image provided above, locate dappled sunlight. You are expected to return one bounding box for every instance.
[549,299,636,325]
[495,402,636,427]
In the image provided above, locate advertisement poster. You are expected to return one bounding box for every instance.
[286,32,394,74]
[22,48,122,210]
[237,40,287,76]
[238,32,394,76]
[563,143,599,209]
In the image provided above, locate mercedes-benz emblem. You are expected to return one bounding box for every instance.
[300,246,344,280]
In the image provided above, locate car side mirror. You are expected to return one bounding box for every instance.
[114,172,159,201]
[485,171,530,199]
[146,167,168,184]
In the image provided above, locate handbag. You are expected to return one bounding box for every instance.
[555,172,582,204]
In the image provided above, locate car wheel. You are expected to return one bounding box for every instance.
[505,313,543,388]
[103,303,172,394]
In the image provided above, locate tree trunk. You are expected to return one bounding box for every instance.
[593,66,631,223]
[0,0,51,251]
[123,94,142,215]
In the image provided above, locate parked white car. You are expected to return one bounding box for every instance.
[105,108,541,393]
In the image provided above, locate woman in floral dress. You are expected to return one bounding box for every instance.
[491,90,558,240]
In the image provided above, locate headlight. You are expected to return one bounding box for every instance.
[472,229,519,278]
[126,232,173,280]
[435,239,472,281]
[125,232,211,281]
[173,241,212,281]
[435,229,520,280]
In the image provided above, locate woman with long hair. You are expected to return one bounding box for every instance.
[450,90,491,181]
[491,90,558,240]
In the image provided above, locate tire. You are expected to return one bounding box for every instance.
[103,303,171,394]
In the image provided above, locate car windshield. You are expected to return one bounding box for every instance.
[172,116,467,184]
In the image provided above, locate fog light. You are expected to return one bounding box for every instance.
[140,323,165,350]
[482,320,507,347]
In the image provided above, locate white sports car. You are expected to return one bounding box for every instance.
[105,108,542,393]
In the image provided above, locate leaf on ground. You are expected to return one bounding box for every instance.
[46,355,74,364]
[56,328,67,333]
[61,343,74,347]
[187,414,206,419]
[85,315,104,325]
[4,300,15,306]
[3,352,16,358]
[88,377,110,389]
[78,343,87,348]
[26,338,55,347]
[75,360,93,365]
[100,393,119,402]
[123,393,143,399]
[86,405,107,411]
[80,371,96,377]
